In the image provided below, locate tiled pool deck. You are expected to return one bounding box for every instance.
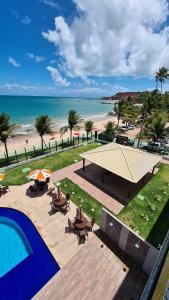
[0,182,94,267]
[34,232,148,300]
[0,161,148,299]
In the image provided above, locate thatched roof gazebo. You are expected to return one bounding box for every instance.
[80,143,161,201]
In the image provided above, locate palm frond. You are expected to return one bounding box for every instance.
[60,125,69,137]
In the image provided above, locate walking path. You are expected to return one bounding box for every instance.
[34,233,147,300]
[51,161,124,215]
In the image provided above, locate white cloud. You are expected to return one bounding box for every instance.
[62,83,128,96]
[50,59,57,64]
[0,82,57,95]
[47,66,70,86]
[42,0,169,80]
[8,57,21,67]
[3,83,38,91]
[22,15,31,25]
[39,0,60,9]
[0,81,129,96]
[26,52,45,63]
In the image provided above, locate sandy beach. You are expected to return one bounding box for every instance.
[0,115,140,156]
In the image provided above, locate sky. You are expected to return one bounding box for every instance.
[1,0,169,97]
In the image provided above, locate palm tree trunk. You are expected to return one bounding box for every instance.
[70,129,72,142]
[87,132,88,141]
[4,141,9,163]
[161,81,162,96]
[117,116,120,128]
[137,106,147,149]
[41,135,44,154]
[156,80,158,90]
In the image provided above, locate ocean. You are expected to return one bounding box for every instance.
[0,95,113,133]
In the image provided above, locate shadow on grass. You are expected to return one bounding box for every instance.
[147,199,169,248]
[76,163,153,206]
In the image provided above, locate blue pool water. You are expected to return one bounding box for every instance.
[0,217,32,278]
[0,208,59,300]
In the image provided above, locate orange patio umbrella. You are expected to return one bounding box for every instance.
[29,169,52,181]
[0,173,5,182]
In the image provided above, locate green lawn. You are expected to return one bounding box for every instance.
[2,143,99,186]
[59,178,109,225]
[118,163,169,247]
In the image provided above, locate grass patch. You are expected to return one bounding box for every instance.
[2,143,99,186]
[118,163,169,247]
[59,177,109,225]
[0,136,91,167]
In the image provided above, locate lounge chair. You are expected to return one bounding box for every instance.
[29,185,37,192]
[51,201,58,212]
[65,201,70,211]
[0,185,10,195]
[46,177,50,184]
[68,218,75,230]
[78,228,88,241]
[86,218,95,231]
[3,185,9,192]
[47,186,55,195]
[60,204,68,214]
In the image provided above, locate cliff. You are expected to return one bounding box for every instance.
[102,91,144,101]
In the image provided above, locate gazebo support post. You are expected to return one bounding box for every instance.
[83,158,85,172]
[152,165,156,174]
[141,176,145,185]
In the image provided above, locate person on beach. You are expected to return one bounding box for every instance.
[25,139,29,144]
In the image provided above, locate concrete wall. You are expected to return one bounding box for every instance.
[140,229,169,300]
[101,208,159,274]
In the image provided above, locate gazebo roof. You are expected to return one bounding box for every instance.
[80,142,161,183]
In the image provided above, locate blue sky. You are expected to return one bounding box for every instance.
[1,0,169,96]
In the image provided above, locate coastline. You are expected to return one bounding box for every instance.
[0,113,140,156]
[14,112,111,135]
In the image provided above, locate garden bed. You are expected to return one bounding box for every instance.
[59,178,109,225]
[118,163,169,248]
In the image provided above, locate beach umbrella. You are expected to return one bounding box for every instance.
[29,169,52,181]
[74,132,80,136]
[0,173,5,182]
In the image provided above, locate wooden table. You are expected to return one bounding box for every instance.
[53,197,67,207]
[74,217,88,230]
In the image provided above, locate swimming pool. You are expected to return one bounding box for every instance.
[0,217,32,278]
[0,208,60,300]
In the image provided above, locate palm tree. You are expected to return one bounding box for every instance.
[114,100,127,128]
[0,113,19,162]
[60,110,80,141]
[35,115,53,153]
[104,121,117,141]
[85,120,94,140]
[122,102,139,126]
[143,112,169,144]
[155,67,169,95]
[137,92,151,148]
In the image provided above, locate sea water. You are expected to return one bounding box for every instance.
[0,95,113,133]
